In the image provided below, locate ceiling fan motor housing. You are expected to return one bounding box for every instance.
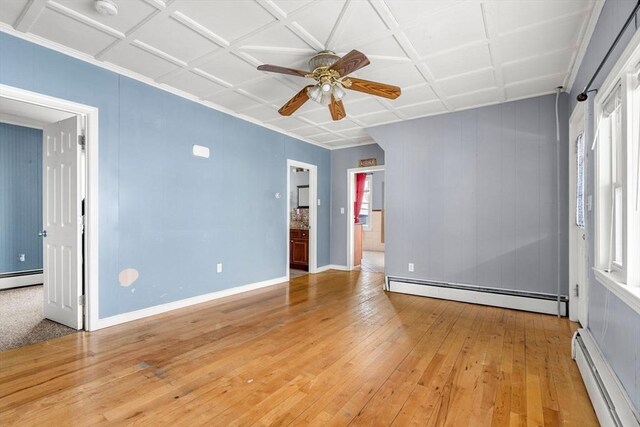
[308,51,340,72]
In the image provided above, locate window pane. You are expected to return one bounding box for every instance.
[614,186,623,266]
[576,133,585,229]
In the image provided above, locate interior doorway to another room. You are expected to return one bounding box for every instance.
[348,166,385,272]
[0,84,99,346]
[287,160,318,280]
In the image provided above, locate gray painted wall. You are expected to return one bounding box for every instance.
[0,122,43,273]
[570,0,640,412]
[371,170,384,211]
[330,144,385,266]
[368,94,569,295]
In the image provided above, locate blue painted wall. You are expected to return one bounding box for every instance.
[570,0,640,412]
[0,32,330,318]
[368,94,569,295]
[0,122,42,273]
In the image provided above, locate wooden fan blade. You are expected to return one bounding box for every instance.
[329,50,370,77]
[258,64,310,78]
[278,85,313,116]
[344,77,401,99]
[329,95,346,121]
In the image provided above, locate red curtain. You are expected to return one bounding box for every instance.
[354,173,366,223]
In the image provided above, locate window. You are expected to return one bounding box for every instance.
[358,174,373,230]
[594,47,640,298]
[576,132,586,229]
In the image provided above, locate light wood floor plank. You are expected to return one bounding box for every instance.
[0,271,598,426]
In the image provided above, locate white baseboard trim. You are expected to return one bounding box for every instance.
[388,279,567,316]
[572,329,640,426]
[315,264,349,272]
[92,276,287,331]
[0,273,43,290]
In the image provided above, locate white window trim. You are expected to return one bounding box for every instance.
[593,269,640,315]
[592,29,640,314]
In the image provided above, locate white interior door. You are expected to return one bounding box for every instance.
[42,115,83,329]
[569,107,588,325]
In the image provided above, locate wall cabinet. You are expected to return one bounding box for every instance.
[290,229,309,271]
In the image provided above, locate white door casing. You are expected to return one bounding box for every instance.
[569,104,588,325]
[43,115,83,329]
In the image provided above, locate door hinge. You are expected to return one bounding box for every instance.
[575,284,580,297]
[78,134,86,149]
[78,295,85,306]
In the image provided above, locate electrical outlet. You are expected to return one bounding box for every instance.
[408,263,414,272]
[216,263,222,273]
[317,199,321,206]
[18,254,25,262]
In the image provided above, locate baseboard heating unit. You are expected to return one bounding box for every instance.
[572,329,639,427]
[0,269,44,290]
[386,277,568,316]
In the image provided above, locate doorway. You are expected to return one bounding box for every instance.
[0,84,99,337]
[286,159,318,280]
[347,165,385,272]
[569,102,588,326]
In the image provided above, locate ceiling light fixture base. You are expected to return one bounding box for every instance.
[94,0,118,16]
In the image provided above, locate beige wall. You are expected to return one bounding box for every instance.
[363,210,384,252]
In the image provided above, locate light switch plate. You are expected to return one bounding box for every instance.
[340,207,345,214]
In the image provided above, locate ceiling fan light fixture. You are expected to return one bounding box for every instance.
[332,83,346,100]
[307,84,322,103]
[320,92,332,106]
[321,81,332,92]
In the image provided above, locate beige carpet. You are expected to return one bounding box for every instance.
[0,285,76,352]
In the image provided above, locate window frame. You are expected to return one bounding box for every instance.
[359,174,373,231]
[593,31,640,314]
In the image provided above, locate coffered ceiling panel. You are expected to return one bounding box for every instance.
[0,0,29,27]
[103,42,179,80]
[164,71,227,98]
[175,0,276,44]
[404,3,487,56]
[56,0,156,34]
[30,8,117,56]
[134,16,217,63]
[0,0,602,149]
[198,53,261,87]
[437,69,496,98]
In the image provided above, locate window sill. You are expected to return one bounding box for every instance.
[593,268,640,316]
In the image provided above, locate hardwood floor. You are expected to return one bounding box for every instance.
[0,271,597,426]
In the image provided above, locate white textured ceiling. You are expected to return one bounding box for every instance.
[0,0,600,149]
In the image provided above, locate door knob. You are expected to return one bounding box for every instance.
[38,230,47,237]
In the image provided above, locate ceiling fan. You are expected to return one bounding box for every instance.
[257,50,401,121]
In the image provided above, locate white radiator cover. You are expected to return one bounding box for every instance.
[387,277,568,316]
[572,329,639,427]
